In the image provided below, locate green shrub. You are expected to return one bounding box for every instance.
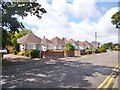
[13,50,18,55]
[30,49,40,58]
[99,47,106,52]
[6,46,15,54]
[25,50,32,57]
[86,49,92,54]
[93,48,101,53]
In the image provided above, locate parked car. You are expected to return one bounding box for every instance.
[0,47,7,54]
[80,49,87,55]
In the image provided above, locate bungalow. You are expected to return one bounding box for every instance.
[17,32,41,51]
[51,36,65,50]
[65,39,79,50]
[77,41,85,50]
[83,40,93,49]
[41,36,54,51]
[17,33,94,52]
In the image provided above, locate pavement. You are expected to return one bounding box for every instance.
[1,51,119,88]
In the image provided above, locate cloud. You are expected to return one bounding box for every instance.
[70,0,101,18]
[17,0,118,44]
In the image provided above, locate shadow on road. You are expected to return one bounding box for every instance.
[2,57,115,88]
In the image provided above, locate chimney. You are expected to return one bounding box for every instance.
[43,36,45,39]
[62,37,66,41]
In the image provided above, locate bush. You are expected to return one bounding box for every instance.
[18,52,24,56]
[86,49,92,54]
[13,50,18,55]
[25,50,32,57]
[64,43,75,57]
[6,46,15,54]
[30,49,40,58]
[93,48,101,53]
[114,45,120,51]
[99,47,106,52]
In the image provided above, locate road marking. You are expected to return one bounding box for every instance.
[112,76,118,89]
[103,74,115,88]
[96,63,120,90]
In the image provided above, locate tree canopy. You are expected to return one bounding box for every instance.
[64,43,75,52]
[1,1,46,48]
[101,42,113,49]
[111,11,120,28]
[1,1,47,33]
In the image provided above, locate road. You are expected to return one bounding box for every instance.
[1,51,119,88]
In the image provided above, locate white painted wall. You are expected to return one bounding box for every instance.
[19,44,25,51]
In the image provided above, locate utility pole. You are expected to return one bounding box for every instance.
[95,32,97,48]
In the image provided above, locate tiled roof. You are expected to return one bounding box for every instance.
[77,41,85,46]
[17,32,41,44]
[83,40,93,47]
[65,39,78,45]
[51,37,65,45]
[41,38,53,45]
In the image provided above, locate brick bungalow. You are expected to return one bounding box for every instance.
[17,32,41,51]
[17,33,93,51]
[83,40,94,49]
[51,36,65,50]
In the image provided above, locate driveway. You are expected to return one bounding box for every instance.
[1,51,119,88]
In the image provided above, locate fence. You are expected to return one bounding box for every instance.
[41,50,81,58]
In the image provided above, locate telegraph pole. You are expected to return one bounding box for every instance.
[95,32,97,48]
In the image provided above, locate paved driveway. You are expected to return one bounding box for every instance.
[1,51,118,88]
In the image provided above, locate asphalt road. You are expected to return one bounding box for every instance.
[1,51,119,88]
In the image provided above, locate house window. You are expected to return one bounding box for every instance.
[27,44,34,49]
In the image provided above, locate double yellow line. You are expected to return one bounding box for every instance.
[96,63,120,90]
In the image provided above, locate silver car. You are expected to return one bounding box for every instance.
[0,47,7,54]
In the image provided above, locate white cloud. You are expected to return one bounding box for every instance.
[70,0,101,18]
[17,0,118,44]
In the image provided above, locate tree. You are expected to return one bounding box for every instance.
[101,42,113,50]
[1,1,46,48]
[1,1,47,33]
[14,29,32,38]
[111,11,120,28]
[5,29,31,52]
[64,43,74,57]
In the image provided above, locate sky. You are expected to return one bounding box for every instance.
[17,0,119,44]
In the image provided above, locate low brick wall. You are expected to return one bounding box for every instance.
[74,50,81,56]
[41,50,64,58]
[68,51,74,57]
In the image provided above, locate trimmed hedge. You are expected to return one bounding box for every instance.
[30,49,40,58]
[25,49,40,58]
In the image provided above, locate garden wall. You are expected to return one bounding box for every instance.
[41,50,64,58]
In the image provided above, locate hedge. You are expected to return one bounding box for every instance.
[25,49,40,58]
[30,49,40,58]
[86,49,92,54]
